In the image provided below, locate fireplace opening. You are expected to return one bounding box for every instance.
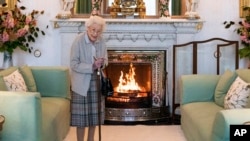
[104,50,169,122]
[105,62,152,108]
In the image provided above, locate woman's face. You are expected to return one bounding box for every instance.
[87,23,102,43]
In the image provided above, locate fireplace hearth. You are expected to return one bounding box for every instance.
[105,92,151,108]
[104,50,169,122]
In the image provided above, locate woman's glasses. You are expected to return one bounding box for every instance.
[88,27,102,35]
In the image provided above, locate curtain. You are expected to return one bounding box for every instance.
[171,0,182,15]
[76,0,92,14]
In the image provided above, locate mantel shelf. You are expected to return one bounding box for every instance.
[52,17,204,23]
[51,18,204,30]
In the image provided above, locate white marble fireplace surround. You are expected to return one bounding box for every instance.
[53,18,203,114]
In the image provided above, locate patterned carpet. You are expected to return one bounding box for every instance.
[63,125,187,141]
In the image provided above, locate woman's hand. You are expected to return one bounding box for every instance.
[93,57,105,70]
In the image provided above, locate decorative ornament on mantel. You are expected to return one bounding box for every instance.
[92,0,102,16]
[57,0,75,19]
[0,2,46,69]
[184,0,200,20]
[159,0,170,18]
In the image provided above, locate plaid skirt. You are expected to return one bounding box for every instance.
[70,73,104,127]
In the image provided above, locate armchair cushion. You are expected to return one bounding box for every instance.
[224,76,250,109]
[236,69,250,108]
[0,67,18,91]
[214,70,237,107]
[31,66,70,99]
[3,69,27,92]
[181,75,220,105]
[19,65,37,92]
[0,66,37,92]
[236,69,250,82]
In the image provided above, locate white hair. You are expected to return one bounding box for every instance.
[85,16,106,32]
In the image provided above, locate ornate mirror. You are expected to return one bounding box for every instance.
[72,0,184,18]
[0,0,16,11]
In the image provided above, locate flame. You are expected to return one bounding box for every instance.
[116,63,143,92]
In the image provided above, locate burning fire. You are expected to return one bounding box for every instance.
[116,63,144,92]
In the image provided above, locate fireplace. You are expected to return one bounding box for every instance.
[104,50,169,121]
[105,61,152,109]
[53,18,203,122]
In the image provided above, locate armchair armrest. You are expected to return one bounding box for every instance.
[211,109,250,141]
[30,66,71,99]
[180,74,220,105]
[0,91,42,141]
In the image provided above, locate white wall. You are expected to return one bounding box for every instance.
[196,0,240,40]
[2,0,246,68]
[196,0,247,67]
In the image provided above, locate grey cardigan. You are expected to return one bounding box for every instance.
[70,33,108,96]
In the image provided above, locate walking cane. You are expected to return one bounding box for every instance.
[97,68,102,141]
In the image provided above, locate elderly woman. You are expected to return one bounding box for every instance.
[70,16,107,141]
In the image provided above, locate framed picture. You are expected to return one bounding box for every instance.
[0,0,16,11]
[240,0,250,18]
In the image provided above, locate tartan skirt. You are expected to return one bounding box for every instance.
[70,73,104,127]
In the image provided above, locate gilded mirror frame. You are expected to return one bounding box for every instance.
[0,0,16,11]
[240,0,250,18]
[72,0,161,18]
[71,0,185,18]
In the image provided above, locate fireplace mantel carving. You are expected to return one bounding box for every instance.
[53,18,203,31]
[52,18,203,48]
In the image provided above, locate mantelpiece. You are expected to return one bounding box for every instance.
[52,18,204,121]
[53,18,203,32]
[52,18,204,66]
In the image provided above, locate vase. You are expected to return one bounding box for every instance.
[2,51,13,69]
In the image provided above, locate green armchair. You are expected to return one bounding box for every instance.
[180,69,250,141]
[0,66,71,141]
